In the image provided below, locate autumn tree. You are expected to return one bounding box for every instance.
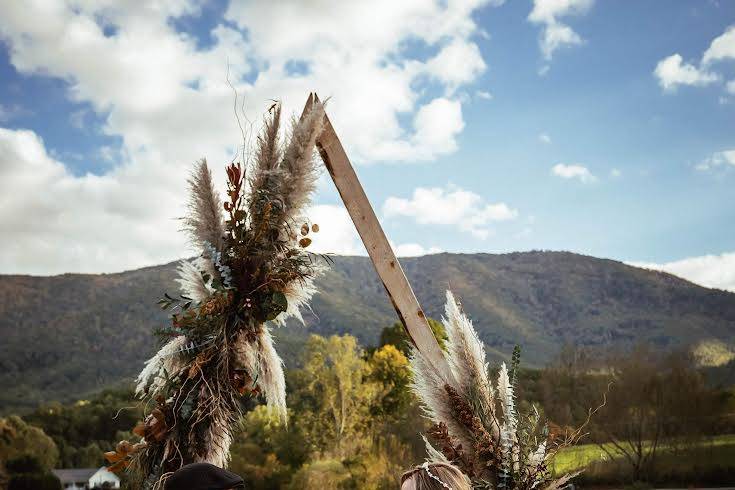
[291,334,379,458]
[591,345,720,482]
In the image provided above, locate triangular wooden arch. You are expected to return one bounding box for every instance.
[302,93,452,381]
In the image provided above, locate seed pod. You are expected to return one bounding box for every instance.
[312,223,320,233]
[299,237,312,248]
[301,223,310,236]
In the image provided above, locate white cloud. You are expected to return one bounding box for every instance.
[551,163,596,182]
[410,98,465,159]
[306,205,365,256]
[695,149,735,171]
[383,185,518,239]
[0,127,183,275]
[528,0,594,61]
[0,0,498,274]
[654,54,719,91]
[224,0,491,163]
[275,205,444,258]
[476,90,493,100]
[610,168,621,177]
[393,243,443,257]
[540,23,583,59]
[655,25,735,94]
[538,132,551,144]
[629,252,735,292]
[425,38,487,92]
[702,25,735,65]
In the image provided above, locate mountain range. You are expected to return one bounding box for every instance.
[2,251,734,413]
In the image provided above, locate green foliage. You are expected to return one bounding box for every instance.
[23,388,140,468]
[367,344,412,421]
[3,251,735,415]
[5,455,44,474]
[291,334,378,456]
[510,345,521,386]
[225,333,425,489]
[8,472,61,490]
[0,416,59,470]
[229,405,308,488]
[5,455,61,490]
[2,333,733,489]
[288,459,350,489]
[378,318,447,356]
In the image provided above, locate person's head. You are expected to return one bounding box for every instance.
[400,462,471,490]
[164,462,244,490]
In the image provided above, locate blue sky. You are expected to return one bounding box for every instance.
[0,0,734,290]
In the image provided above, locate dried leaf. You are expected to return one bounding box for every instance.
[104,451,125,463]
[132,421,146,438]
[107,459,129,474]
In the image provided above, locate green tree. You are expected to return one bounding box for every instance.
[293,334,379,458]
[0,416,59,470]
[229,405,305,488]
[5,456,61,490]
[288,459,350,490]
[367,344,412,422]
[23,388,140,468]
[378,319,446,356]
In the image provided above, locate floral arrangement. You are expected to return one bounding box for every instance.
[105,100,327,488]
[410,291,580,490]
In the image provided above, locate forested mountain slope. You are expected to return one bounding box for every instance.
[2,251,734,413]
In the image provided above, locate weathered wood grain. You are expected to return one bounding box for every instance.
[302,92,451,380]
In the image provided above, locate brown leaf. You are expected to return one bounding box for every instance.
[104,451,124,463]
[107,460,129,474]
[132,421,146,438]
[116,440,133,454]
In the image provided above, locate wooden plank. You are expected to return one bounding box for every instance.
[302,93,452,380]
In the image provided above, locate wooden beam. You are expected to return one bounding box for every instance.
[302,93,452,380]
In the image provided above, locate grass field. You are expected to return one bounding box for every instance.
[553,434,735,475]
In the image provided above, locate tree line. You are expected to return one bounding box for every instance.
[1,322,734,489]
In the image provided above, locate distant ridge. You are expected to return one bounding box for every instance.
[1,251,734,413]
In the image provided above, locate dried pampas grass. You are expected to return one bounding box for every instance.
[409,290,579,490]
[443,291,496,435]
[233,326,288,424]
[182,159,225,250]
[279,103,325,224]
[274,264,324,326]
[175,258,215,304]
[127,98,327,487]
[410,344,476,460]
[136,336,188,397]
